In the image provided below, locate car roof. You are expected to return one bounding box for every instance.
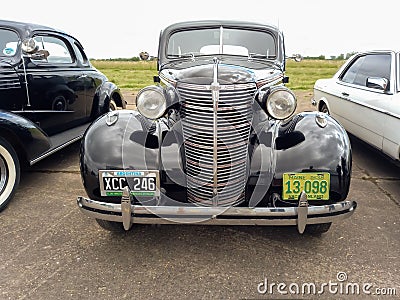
[0,19,56,31]
[157,20,285,69]
[160,20,280,34]
[0,19,85,51]
[355,49,400,55]
[0,19,69,38]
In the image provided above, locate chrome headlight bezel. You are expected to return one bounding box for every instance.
[136,85,167,120]
[264,86,297,120]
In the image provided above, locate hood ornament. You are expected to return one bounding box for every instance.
[315,112,328,128]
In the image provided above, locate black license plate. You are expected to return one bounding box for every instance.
[99,170,160,197]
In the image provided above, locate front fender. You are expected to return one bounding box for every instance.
[0,110,50,163]
[94,81,126,116]
[274,112,352,201]
[80,110,165,201]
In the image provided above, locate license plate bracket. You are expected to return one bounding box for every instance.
[282,172,330,200]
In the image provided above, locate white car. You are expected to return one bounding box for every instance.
[312,50,400,161]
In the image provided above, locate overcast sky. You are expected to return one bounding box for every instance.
[2,0,398,59]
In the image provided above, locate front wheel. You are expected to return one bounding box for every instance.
[0,138,20,212]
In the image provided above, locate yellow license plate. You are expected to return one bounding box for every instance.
[283,173,330,200]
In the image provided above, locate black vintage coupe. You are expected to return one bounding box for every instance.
[0,20,125,211]
[77,20,356,234]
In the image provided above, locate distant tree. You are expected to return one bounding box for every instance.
[336,54,345,60]
[345,52,357,59]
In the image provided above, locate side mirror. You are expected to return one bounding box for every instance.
[21,38,38,54]
[366,77,389,91]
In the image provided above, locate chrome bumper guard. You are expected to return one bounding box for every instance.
[77,190,357,234]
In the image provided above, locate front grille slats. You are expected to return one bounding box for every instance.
[178,81,256,206]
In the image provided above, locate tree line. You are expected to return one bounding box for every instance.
[91,52,357,61]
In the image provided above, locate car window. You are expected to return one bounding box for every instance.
[341,54,391,87]
[73,41,89,65]
[167,27,276,58]
[0,28,19,57]
[32,35,73,64]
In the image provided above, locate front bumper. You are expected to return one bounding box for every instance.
[77,189,357,234]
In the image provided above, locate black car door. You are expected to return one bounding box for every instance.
[22,34,88,136]
[71,41,102,118]
[0,27,24,111]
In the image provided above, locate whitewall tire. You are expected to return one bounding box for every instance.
[0,138,20,212]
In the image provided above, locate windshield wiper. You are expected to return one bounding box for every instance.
[247,53,283,70]
[248,53,274,59]
[168,52,196,59]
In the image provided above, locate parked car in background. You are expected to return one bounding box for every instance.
[312,50,400,162]
[0,19,126,211]
[77,20,356,235]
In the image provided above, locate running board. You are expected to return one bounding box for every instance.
[29,123,90,165]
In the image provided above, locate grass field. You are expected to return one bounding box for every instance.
[92,59,345,94]
[285,59,345,90]
[92,60,158,91]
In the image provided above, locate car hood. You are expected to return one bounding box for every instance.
[159,59,283,85]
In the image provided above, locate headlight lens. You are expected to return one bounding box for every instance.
[136,86,167,119]
[265,87,297,120]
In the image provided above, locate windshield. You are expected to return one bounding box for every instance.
[0,28,19,57]
[167,27,276,59]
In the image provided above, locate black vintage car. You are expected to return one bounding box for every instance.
[77,20,356,234]
[0,20,125,211]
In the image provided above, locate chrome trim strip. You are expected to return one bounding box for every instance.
[29,135,82,165]
[21,54,31,107]
[219,26,223,54]
[11,110,74,113]
[211,57,220,204]
[314,86,400,120]
[77,196,357,227]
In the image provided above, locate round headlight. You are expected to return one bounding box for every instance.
[265,87,297,120]
[136,86,167,119]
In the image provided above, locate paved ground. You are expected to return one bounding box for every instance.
[1,93,399,300]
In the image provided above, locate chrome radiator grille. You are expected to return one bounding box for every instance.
[178,82,256,206]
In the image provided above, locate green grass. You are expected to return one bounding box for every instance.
[92,60,158,91]
[285,59,345,91]
[92,59,345,93]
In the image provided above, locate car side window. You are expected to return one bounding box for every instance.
[0,28,19,57]
[32,35,73,64]
[341,54,391,88]
[73,41,89,66]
